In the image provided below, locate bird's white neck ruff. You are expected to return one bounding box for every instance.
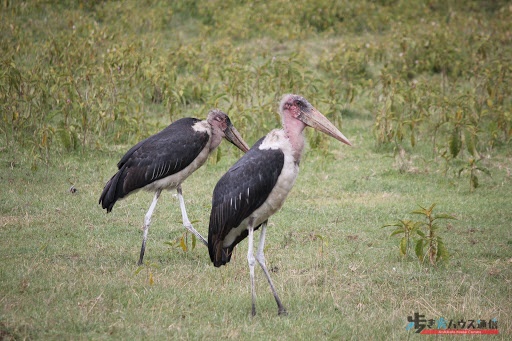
[260,128,305,164]
[259,129,286,149]
[192,120,210,133]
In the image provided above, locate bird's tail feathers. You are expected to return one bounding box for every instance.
[213,248,233,267]
[99,171,123,212]
[209,238,233,267]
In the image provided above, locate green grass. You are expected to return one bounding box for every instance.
[1,124,511,339]
[1,0,512,339]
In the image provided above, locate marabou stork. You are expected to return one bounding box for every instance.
[99,110,249,265]
[208,94,352,316]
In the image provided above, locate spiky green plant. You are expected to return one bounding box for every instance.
[383,203,456,265]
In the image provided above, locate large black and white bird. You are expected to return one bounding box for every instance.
[208,94,352,316]
[99,110,249,265]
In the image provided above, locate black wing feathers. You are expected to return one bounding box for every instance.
[99,118,209,212]
[208,137,285,266]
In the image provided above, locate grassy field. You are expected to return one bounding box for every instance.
[1,0,511,339]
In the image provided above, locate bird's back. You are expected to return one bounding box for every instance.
[99,117,210,212]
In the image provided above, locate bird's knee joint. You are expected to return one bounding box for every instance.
[255,252,265,265]
[247,255,256,267]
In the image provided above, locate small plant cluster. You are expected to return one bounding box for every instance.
[165,233,197,253]
[383,204,456,266]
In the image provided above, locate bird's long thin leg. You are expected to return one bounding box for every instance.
[255,221,287,316]
[176,185,207,246]
[247,221,257,317]
[138,189,161,266]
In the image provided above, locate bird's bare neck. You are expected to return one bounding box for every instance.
[209,131,223,152]
[283,120,306,163]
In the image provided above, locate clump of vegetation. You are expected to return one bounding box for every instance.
[165,233,197,253]
[458,157,492,192]
[383,203,456,266]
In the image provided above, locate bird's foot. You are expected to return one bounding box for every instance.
[138,241,146,265]
[278,308,288,316]
[183,223,208,246]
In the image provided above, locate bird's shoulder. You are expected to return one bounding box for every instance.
[155,117,207,142]
[227,134,285,173]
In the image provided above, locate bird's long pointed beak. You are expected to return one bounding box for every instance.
[300,108,352,146]
[224,125,250,153]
